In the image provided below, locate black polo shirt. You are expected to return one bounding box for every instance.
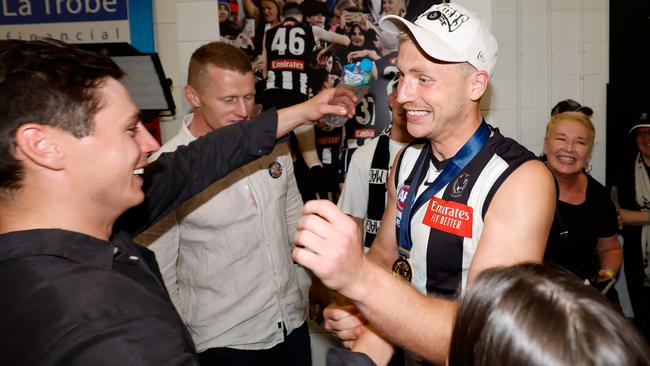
[0,229,197,365]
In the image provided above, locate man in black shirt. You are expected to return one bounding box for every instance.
[0,39,354,366]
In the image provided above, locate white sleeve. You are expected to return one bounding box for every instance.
[338,142,375,219]
[283,148,303,248]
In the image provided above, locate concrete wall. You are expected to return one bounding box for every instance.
[153,0,220,142]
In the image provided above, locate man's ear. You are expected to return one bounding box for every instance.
[468,71,489,102]
[184,85,201,108]
[14,124,65,170]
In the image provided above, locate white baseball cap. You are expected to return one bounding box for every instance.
[379,3,498,77]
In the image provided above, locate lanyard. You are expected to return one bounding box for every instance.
[398,122,490,258]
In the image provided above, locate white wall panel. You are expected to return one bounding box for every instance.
[520,75,549,109]
[491,76,518,110]
[584,74,607,114]
[520,11,548,44]
[177,2,219,42]
[550,75,582,103]
[584,0,607,10]
[489,108,519,139]
[550,0,581,11]
[494,44,517,78]
[154,0,177,24]
[583,41,606,75]
[521,0,549,12]
[584,9,607,42]
[156,23,179,57]
[551,11,581,43]
[492,11,517,45]
[493,0,517,11]
[520,44,549,76]
[520,108,549,143]
[551,42,581,75]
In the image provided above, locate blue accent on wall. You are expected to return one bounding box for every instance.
[128,0,154,52]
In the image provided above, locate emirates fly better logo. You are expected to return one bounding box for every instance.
[423,197,473,238]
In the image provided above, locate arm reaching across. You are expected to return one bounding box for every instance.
[312,26,350,47]
[277,86,357,137]
[120,86,356,235]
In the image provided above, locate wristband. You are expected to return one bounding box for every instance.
[601,269,616,280]
[647,210,650,224]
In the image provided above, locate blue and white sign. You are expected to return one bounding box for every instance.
[0,0,154,52]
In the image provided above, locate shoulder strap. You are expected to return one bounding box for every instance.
[393,139,427,190]
[393,140,431,245]
[364,134,391,247]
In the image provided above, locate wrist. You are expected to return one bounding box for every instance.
[344,257,373,303]
[601,268,616,280]
[276,107,302,137]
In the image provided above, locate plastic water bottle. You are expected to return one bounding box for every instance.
[321,58,374,128]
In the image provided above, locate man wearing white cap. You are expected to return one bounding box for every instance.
[292,3,556,364]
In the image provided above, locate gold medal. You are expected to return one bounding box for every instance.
[392,256,412,282]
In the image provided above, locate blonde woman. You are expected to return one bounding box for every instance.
[542,112,622,300]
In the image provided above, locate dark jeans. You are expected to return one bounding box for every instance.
[198,321,312,366]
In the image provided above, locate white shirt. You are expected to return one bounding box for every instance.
[137,114,307,352]
[338,135,406,246]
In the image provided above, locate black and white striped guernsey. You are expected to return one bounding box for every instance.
[264,19,316,96]
[395,126,537,298]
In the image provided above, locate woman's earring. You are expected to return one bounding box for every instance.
[584,162,593,173]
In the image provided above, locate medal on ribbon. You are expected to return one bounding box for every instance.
[392,256,412,282]
[395,122,490,285]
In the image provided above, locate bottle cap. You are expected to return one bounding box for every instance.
[360,58,373,72]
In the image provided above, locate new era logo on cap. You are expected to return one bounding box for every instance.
[379,3,498,77]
